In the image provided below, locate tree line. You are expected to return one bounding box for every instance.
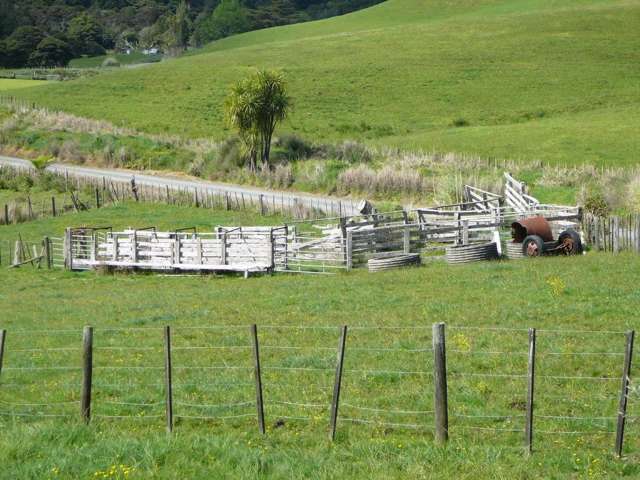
[0,0,382,68]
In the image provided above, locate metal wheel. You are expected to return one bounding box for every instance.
[522,235,544,257]
[558,229,583,255]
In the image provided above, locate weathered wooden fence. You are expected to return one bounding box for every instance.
[582,213,640,253]
[0,160,359,221]
[0,323,635,456]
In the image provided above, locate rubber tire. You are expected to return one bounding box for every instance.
[558,229,583,255]
[522,235,544,257]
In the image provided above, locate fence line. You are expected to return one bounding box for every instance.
[0,159,359,227]
[0,322,635,458]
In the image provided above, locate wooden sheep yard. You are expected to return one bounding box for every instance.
[60,173,584,276]
[65,227,290,277]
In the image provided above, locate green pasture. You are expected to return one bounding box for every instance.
[0,79,46,91]
[5,0,640,166]
[68,52,163,69]
[0,200,639,478]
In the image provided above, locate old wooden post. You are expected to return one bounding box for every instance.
[43,236,52,269]
[131,230,138,263]
[525,328,536,455]
[3,204,8,225]
[51,196,56,217]
[268,229,275,270]
[432,322,448,443]
[130,178,139,202]
[455,212,462,245]
[615,330,635,457]
[95,187,100,209]
[330,325,348,441]
[250,324,265,434]
[64,228,73,270]
[81,326,93,424]
[0,329,6,379]
[346,231,353,271]
[462,220,469,246]
[403,226,411,254]
[220,233,227,265]
[164,326,174,433]
[259,194,266,216]
[27,195,33,219]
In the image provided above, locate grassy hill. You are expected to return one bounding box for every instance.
[5,0,640,166]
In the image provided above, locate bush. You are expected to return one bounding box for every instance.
[337,165,425,197]
[101,56,120,68]
[58,139,85,163]
[273,133,313,161]
[451,117,469,127]
[581,189,609,217]
[204,137,246,177]
[333,140,372,164]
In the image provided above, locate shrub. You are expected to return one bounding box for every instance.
[188,156,205,177]
[580,189,609,217]
[273,133,313,161]
[258,163,293,189]
[58,139,85,163]
[451,117,469,127]
[334,140,372,164]
[101,56,120,68]
[337,165,425,197]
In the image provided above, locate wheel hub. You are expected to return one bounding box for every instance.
[526,241,540,256]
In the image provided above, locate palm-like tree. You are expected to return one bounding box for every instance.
[224,69,291,170]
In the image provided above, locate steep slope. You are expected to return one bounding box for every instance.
[7,0,640,165]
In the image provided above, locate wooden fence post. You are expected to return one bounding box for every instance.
[250,324,265,434]
[3,204,8,225]
[95,187,100,209]
[259,195,266,216]
[43,236,52,269]
[346,231,353,271]
[330,325,348,441]
[220,233,227,265]
[462,220,469,246]
[0,329,6,379]
[64,228,73,270]
[525,328,536,455]
[164,326,174,433]
[51,196,56,217]
[432,322,448,443]
[615,330,635,457]
[81,326,93,424]
[403,226,411,254]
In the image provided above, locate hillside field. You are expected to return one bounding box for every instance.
[0,199,639,478]
[4,0,640,167]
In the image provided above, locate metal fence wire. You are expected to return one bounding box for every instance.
[0,323,635,456]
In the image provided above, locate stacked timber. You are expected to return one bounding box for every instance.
[445,242,499,264]
[367,254,421,272]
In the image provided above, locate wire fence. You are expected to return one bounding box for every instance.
[0,323,636,456]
